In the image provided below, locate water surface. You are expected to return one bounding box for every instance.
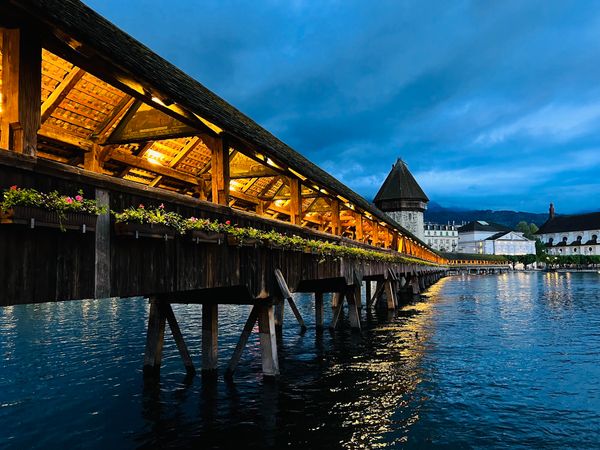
[1,272,599,448]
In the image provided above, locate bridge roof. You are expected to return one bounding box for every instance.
[6,0,430,246]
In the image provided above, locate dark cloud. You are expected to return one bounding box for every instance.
[87,0,600,213]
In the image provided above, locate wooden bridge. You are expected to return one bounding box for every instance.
[0,0,450,379]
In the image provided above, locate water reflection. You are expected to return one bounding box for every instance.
[2,273,600,448]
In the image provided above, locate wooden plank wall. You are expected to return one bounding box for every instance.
[0,155,441,306]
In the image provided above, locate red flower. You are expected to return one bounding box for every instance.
[139,204,145,209]
[75,195,83,202]
[159,203,165,209]
[65,197,73,204]
[225,220,231,225]
[9,185,17,191]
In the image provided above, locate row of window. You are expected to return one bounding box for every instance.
[547,234,598,245]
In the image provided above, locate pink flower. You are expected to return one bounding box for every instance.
[159,203,164,209]
[9,185,17,191]
[190,217,198,222]
[65,197,73,204]
[225,220,231,225]
[75,195,83,202]
[139,204,145,209]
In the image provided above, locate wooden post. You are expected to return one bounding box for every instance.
[210,136,229,205]
[372,221,379,246]
[315,292,324,329]
[353,272,362,311]
[330,292,344,329]
[143,297,166,377]
[163,303,195,375]
[226,306,259,377]
[274,298,284,330]
[289,177,302,225]
[257,304,279,377]
[411,275,421,295]
[346,287,361,330]
[0,28,41,155]
[84,144,102,172]
[94,189,110,299]
[384,277,397,310]
[356,213,364,242]
[331,199,341,235]
[202,303,218,373]
[365,280,372,304]
[274,269,306,330]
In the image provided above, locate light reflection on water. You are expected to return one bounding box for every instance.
[1,272,600,449]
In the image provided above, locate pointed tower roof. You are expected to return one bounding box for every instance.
[374,159,429,204]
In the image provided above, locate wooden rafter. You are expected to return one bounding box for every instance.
[92,96,135,143]
[109,149,197,184]
[118,141,153,178]
[40,67,85,123]
[148,137,202,187]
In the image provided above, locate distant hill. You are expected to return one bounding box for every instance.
[424,202,549,229]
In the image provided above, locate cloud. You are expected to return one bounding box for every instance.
[86,0,600,213]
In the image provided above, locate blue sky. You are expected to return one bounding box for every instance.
[87,0,600,213]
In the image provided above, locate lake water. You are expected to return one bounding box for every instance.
[1,272,599,449]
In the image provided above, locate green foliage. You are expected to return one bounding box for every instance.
[111,206,440,266]
[1,186,107,215]
[113,203,184,232]
[543,254,600,267]
[515,221,539,240]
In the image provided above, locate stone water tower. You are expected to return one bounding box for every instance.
[373,158,429,241]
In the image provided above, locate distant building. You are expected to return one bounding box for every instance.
[424,222,459,252]
[374,159,429,241]
[535,203,600,256]
[458,220,536,255]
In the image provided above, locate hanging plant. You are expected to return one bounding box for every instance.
[113,203,183,239]
[0,186,106,232]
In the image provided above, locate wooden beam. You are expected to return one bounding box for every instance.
[163,302,195,375]
[289,178,302,225]
[40,67,84,123]
[83,143,101,172]
[110,150,197,184]
[202,303,218,373]
[356,213,364,241]
[210,136,229,205]
[143,297,166,377]
[38,126,93,151]
[257,304,279,377]
[1,28,41,155]
[331,199,341,235]
[230,167,279,179]
[92,96,135,143]
[118,141,153,178]
[225,306,259,377]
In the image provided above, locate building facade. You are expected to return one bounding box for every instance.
[536,204,600,256]
[457,220,536,255]
[373,159,429,241]
[424,222,459,252]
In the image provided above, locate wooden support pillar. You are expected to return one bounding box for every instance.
[210,136,229,205]
[257,304,279,377]
[331,199,341,235]
[315,292,324,329]
[353,272,362,311]
[84,144,102,172]
[163,302,195,375]
[202,303,218,373]
[411,275,421,295]
[384,279,396,310]
[365,280,372,305]
[274,298,284,330]
[419,274,426,291]
[346,286,361,330]
[372,221,379,246]
[143,297,166,377]
[330,292,344,329]
[226,306,259,377]
[0,28,41,155]
[94,189,110,299]
[368,280,385,308]
[274,269,306,330]
[355,213,364,242]
[289,177,302,225]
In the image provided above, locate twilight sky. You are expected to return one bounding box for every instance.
[87,0,600,213]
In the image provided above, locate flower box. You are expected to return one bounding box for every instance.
[0,206,97,232]
[227,235,262,247]
[189,229,225,244]
[114,222,177,240]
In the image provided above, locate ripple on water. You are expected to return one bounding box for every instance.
[1,273,600,449]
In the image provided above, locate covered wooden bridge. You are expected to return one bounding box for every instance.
[0,0,447,378]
